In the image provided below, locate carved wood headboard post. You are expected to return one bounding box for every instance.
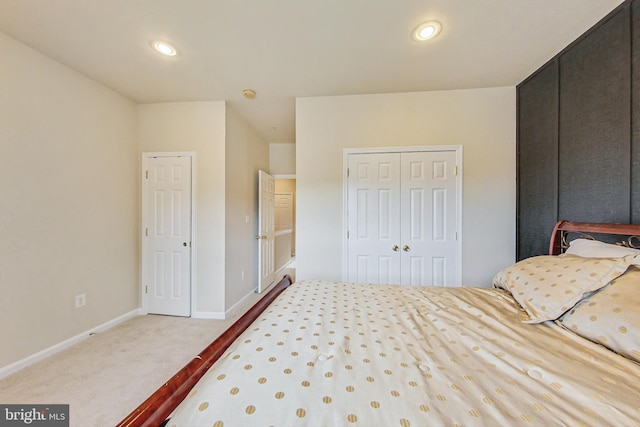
[549,220,567,255]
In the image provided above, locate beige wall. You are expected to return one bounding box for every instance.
[137,101,227,315]
[296,87,516,287]
[225,107,270,308]
[270,143,296,175]
[0,33,138,368]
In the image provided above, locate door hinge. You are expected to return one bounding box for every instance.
[145,170,149,179]
[347,168,350,177]
[454,166,458,176]
[145,228,148,236]
[455,231,458,241]
[145,285,149,294]
[347,230,349,239]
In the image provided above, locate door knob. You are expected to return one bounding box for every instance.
[392,245,399,252]
[255,235,267,240]
[403,245,410,252]
[183,242,188,247]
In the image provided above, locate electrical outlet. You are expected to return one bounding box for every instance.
[75,293,86,308]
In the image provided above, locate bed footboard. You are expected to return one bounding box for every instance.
[117,275,294,427]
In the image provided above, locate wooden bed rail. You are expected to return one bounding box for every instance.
[117,275,294,427]
[549,220,640,255]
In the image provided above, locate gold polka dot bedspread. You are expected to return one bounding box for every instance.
[167,280,640,426]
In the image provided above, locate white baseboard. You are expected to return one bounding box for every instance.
[192,311,226,319]
[275,259,295,276]
[192,287,259,320]
[225,288,259,318]
[0,308,142,380]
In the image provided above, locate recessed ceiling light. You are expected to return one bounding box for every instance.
[152,40,177,56]
[413,21,442,41]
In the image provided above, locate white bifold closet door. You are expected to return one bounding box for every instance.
[347,151,459,287]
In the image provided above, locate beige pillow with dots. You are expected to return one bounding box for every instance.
[561,266,640,363]
[493,254,636,324]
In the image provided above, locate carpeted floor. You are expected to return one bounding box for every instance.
[0,269,294,427]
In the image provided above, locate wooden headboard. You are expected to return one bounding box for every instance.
[549,221,640,255]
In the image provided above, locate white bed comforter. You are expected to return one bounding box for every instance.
[167,280,640,426]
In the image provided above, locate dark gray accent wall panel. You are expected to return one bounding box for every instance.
[517,1,637,260]
[517,62,558,260]
[632,0,640,222]
[558,7,631,223]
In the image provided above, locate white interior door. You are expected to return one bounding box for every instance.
[400,151,458,286]
[347,153,402,284]
[257,170,276,293]
[144,155,192,316]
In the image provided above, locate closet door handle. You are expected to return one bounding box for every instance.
[403,245,410,252]
[392,245,399,252]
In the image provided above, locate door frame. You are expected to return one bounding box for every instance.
[342,145,463,284]
[141,151,197,315]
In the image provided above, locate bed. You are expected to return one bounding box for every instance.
[118,221,640,426]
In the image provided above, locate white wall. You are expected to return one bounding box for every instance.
[138,102,227,315]
[296,87,516,287]
[270,143,296,175]
[225,107,270,308]
[0,32,138,368]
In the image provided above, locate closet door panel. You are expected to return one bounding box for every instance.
[558,7,631,223]
[400,151,457,286]
[346,153,402,284]
[517,62,559,260]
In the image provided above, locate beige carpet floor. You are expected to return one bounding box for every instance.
[0,269,294,427]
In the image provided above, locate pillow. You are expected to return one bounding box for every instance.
[561,266,640,364]
[565,238,640,258]
[493,254,636,324]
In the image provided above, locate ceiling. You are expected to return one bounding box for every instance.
[0,0,625,144]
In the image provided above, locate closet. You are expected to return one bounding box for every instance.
[345,149,460,286]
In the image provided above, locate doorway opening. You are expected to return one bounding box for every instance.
[275,177,296,281]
